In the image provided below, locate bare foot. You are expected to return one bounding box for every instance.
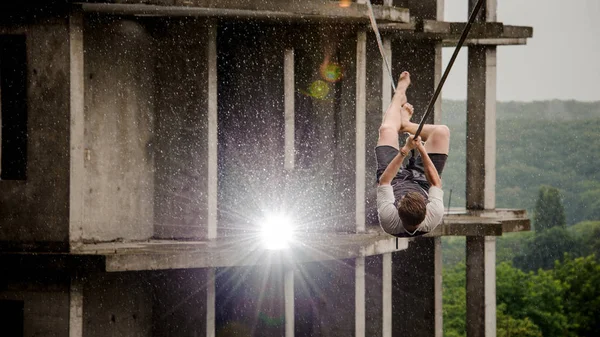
[400,102,414,132]
[397,71,411,91]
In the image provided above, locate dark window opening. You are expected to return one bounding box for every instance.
[1,35,28,180]
[0,300,24,337]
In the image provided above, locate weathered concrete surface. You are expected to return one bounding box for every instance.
[151,269,208,337]
[466,46,497,210]
[216,264,285,336]
[217,23,358,235]
[83,271,153,337]
[295,259,355,336]
[365,34,385,230]
[83,17,155,242]
[80,1,410,24]
[151,19,210,240]
[73,233,404,271]
[392,238,436,336]
[466,236,497,337]
[0,16,71,250]
[393,0,442,20]
[0,272,70,337]
[365,255,384,336]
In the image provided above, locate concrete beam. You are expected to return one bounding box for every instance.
[442,38,528,47]
[379,22,532,47]
[79,2,410,23]
[72,233,408,272]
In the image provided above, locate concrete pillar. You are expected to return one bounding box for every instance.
[207,268,216,337]
[69,276,83,337]
[285,268,294,337]
[380,35,393,336]
[392,239,436,337]
[356,30,367,233]
[381,38,393,115]
[466,236,496,337]
[355,256,366,337]
[434,237,443,337]
[69,11,85,247]
[382,253,392,337]
[465,1,498,335]
[207,23,218,240]
[466,46,497,211]
[393,0,444,20]
[284,48,295,171]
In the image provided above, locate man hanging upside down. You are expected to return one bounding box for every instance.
[376,71,450,236]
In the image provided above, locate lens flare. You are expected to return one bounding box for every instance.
[307,80,330,100]
[320,62,343,83]
[339,0,351,8]
[260,213,294,250]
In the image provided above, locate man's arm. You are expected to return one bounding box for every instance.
[379,146,410,185]
[416,142,442,188]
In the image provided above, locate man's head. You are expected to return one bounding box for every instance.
[397,192,427,232]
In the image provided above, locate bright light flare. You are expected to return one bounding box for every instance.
[339,0,351,8]
[260,213,294,250]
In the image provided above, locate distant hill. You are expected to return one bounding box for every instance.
[440,100,600,226]
[442,99,600,123]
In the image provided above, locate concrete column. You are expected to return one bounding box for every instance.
[466,236,496,337]
[466,46,497,210]
[284,48,295,171]
[207,23,218,240]
[382,253,392,337]
[69,11,85,247]
[381,38,392,115]
[469,0,497,22]
[285,268,294,337]
[466,2,497,336]
[355,256,366,337]
[356,31,367,233]
[434,237,443,337]
[433,44,443,125]
[206,268,216,337]
[69,276,83,337]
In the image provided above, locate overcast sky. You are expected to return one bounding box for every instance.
[442,0,600,102]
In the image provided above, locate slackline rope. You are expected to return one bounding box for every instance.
[365,0,396,92]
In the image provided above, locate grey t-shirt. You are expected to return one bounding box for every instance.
[377,184,444,235]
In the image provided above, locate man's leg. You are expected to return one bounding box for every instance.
[377,71,411,149]
[399,105,450,155]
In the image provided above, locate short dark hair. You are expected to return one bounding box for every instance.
[397,192,427,231]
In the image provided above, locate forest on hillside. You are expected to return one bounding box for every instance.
[439,100,600,337]
[440,99,600,225]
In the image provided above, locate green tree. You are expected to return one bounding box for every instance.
[443,263,466,336]
[534,186,566,231]
[552,255,600,336]
[513,226,582,271]
[497,304,542,337]
[496,262,572,337]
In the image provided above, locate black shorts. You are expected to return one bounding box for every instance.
[375,145,447,186]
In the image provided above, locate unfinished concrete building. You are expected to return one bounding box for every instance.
[0,0,532,336]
